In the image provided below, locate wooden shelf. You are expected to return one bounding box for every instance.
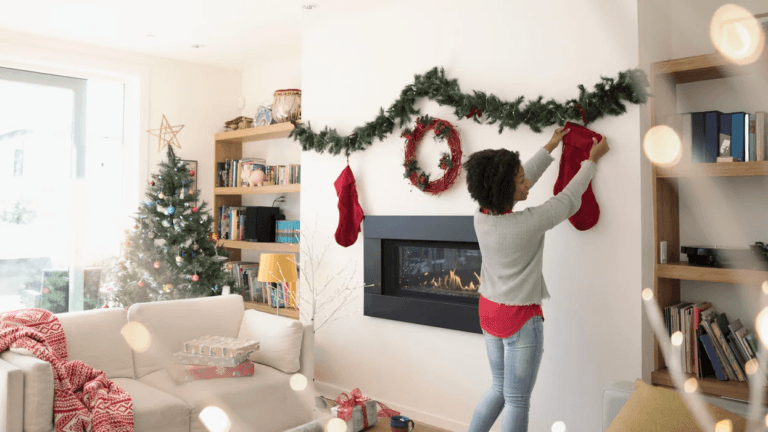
[651,50,768,84]
[214,184,300,195]
[652,369,768,403]
[656,262,768,285]
[219,240,299,253]
[215,122,297,144]
[244,300,299,320]
[655,161,768,178]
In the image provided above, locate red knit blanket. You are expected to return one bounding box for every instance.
[0,308,133,431]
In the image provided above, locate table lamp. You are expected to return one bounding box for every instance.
[257,253,298,314]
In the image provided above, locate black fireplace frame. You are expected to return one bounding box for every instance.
[364,216,482,334]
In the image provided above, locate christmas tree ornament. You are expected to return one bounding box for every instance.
[164,284,173,292]
[334,164,365,247]
[226,263,233,270]
[158,192,165,199]
[147,114,184,152]
[175,256,183,263]
[554,121,602,231]
[150,180,155,186]
[189,169,195,176]
[192,207,199,213]
[133,224,138,229]
[138,280,145,287]
[180,189,185,199]
[174,224,182,232]
[148,231,156,239]
[162,220,171,228]
[125,240,131,247]
[192,244,199,251]
[153,261,161,269]
[167,206,175,215]
[191,274,200,282]
[184,203,190,207]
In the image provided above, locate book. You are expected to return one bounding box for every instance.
[712,312,746,381]
[692,112,706,163]
[735,326,753,359]
[692,302,711,376]
[704,111,722,163]
[727,334,746,374]
[719,112,732,156]
[717,156,737,162]
[745,113,751,161]
[757,112,766,161]
[750,118,757,161]
[732,112,746,162]
[700,333,728,381]
[700,309,736,380]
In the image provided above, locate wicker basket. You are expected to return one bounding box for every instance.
[272,89,301,123]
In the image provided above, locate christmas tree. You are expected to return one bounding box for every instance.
[108,146,235,307]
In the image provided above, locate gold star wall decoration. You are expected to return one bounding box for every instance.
[147,115,185,152]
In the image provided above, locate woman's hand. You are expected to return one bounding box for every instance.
[544,126,569,153]
[589,136,610,164]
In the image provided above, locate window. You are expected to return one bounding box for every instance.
[0,66,127,313]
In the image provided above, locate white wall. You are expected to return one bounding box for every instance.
[0,29,242,226]
[301,1,642,430]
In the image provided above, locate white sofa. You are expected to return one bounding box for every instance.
[0,295,315,432]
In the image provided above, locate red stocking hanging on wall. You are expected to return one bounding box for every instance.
[553,121,602,231]
[334,165,365,247]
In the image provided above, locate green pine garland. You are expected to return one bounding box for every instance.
[290,66,650,156]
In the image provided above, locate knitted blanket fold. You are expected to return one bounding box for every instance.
[0,308,134,432]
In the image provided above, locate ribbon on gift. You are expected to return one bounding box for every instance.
[335,388,401,429]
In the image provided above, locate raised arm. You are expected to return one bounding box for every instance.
[523,127,570,189]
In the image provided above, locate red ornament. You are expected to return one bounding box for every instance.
[133,224,138,229]
[192,207,199,213]
[150,180,155,186]
[153,261,161,269]
[102,303,109,309]
[138,280,145,287]
[43,288,49,294]
[191,274,200,282]
[403,118,462,195]
[189,170,195,177]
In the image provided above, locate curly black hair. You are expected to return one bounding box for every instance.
[463,148,521,214]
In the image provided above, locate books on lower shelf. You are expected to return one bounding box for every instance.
[217,158,301,187]
[666,111,766,163]
[664,301,765,384]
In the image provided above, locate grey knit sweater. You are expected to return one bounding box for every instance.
[474,148,597,306]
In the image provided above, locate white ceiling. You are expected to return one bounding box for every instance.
[0,0,400,71]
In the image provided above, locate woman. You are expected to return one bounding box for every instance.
[465,126,609,432]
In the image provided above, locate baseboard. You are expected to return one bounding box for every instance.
[314,380,465,432]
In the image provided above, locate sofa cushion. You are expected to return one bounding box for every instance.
[56,307,135,379]
[138,362,314,432]
[606,379,746,431]
[128,295,245,378]
[111,378,189,432]
[0,351,53,432]
[238,309,304,373]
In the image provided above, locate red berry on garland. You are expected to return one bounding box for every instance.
[420,176,427,184]
[192,207,199,213]
[189,170,195,177]
[440,163,447,170]
[191,274,199,282]
[138,280,145,287]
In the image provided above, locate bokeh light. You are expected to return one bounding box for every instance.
[684,378,698,393]
[710,4,765,65]
[551,421,566,432]
[671,331,684,346]
[120,322,151,353]
[715,419,733,432]
[642,288,654,301]
[755,306,768,347]
[643,125,681,166]
[199,406,231,432]
[745,358,759,375]
[290,373,308,391]
[327,418,347,432]
[762,280,768,294]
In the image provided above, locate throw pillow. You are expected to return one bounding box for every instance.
[237,309,304,373]
[607,379,747,431]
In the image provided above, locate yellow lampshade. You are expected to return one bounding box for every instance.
[258,253,298,283]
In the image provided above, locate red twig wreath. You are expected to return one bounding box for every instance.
[402,116,462,195]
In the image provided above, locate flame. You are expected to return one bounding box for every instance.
[424,268,480,292]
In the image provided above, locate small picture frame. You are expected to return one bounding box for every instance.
[182,160,198,192]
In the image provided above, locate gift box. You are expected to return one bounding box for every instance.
[172,361,255,383]
[183,336,259,358]
[173,350,249,367]
[331,400,377,432]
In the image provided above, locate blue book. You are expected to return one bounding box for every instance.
[704,111,722,162]
[700,334,728,381]
[692,112,706,163]
[750,116,756,161]
[732,112,746,161]
[719,114,732,156]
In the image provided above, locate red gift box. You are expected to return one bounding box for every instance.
[173,360,255,383]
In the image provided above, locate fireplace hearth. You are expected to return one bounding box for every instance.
[364,216,482,334]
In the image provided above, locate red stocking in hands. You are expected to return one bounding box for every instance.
[553,121,602,231]
[334,165,365,247]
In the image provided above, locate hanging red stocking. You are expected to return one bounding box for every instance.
[553,121,602,231]
[334,165,365,247]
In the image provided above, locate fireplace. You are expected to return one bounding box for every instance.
[364,216,482,334]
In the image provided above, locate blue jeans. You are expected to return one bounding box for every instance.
[468,316,544,432]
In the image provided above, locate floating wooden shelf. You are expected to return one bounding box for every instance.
[650,50,768,84]
[244,300,299,320]
[656,262,768,285]
[652,369,768,403]
[214,184,300,195]
[215,122,297,144]
[655,161,768,178]
[219,240,299,253]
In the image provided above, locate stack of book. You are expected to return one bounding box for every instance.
[665,302,763,382]
[228,261,260,301]
[666,111,766,163]
[276,220,300,244]
[172,335,260,383]
[217,158,301,187]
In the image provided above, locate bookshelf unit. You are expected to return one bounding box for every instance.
[650,50,768,402]
[213,123,301,319]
